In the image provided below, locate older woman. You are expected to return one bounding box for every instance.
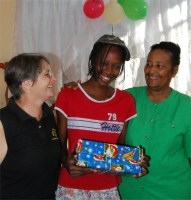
[0,53,61,199]
[119,42,191,199]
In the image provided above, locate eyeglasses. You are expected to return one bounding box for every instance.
[39,70,54,78]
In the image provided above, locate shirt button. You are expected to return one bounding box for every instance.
[150,119,154,122]
[145,136,150,139]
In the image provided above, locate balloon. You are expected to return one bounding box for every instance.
[118,0,148,21]
[104,0,125,24]
[83,0,104,19]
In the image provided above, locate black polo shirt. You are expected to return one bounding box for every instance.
[0,98,61,199]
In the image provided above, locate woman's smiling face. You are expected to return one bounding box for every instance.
[32,59,56,101]
[144,49,178,91]
[96,46,123,86]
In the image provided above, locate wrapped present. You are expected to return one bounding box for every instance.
[75,139,143,175]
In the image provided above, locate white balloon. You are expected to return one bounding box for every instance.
[103,0,125,25]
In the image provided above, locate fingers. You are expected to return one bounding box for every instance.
[133,167,148,178]
[132,149,150,178]
[67,161,91,178]
[133,154,150,178]
[66,154,93,178]
[140,156,150,168]
[89,168,99,173]
[63,81,79,89]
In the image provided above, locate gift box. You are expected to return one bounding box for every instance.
[75,139,143,175]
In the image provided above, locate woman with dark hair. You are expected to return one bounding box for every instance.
[55,35,148,200]
[0,53,61,199]
[119,41,191,199]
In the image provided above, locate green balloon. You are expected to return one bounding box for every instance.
[118,0,148,21]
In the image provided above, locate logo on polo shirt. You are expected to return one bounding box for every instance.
[51,128,58,140]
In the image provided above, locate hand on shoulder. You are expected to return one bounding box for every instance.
[63,80,81,90]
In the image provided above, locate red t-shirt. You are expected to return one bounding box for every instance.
[55,84,136,190]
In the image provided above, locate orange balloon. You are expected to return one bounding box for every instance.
[104,0,125,24]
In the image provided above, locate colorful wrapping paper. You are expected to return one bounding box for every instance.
[75,139,142,175]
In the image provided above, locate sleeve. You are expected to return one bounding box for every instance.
[125,92,137,122]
